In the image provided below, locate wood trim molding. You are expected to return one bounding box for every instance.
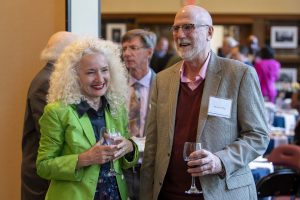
[102,13,300,25]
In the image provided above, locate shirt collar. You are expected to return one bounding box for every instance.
[76,96,108,117]
[180,51,211,83]
[129,69,152,88]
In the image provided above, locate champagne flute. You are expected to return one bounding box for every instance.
[183,142,202,194]
[104,128,121,177]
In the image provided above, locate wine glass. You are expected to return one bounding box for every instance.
[183,142,202,194]
[101,127,121,177]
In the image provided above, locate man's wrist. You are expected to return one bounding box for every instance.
[217,161,226,179]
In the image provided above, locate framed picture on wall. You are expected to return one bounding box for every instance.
[271,26,298,49]
[106,23,126,43]
[278,68,297,83]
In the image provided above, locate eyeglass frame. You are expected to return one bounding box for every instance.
[121,45,146,53]
[170,24,210,34]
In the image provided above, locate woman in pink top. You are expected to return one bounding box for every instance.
[254,45,281,103]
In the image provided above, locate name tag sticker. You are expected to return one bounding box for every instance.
[208,96,232,118]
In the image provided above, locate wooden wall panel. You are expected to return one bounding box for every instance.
[0,1,65,199]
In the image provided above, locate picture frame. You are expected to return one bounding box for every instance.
[278,68,297,83]
[106,23,127,43]
[276,68,298,93]
[271,26,298,49]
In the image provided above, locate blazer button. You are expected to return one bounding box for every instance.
[159,182,162,186]
[167,153,171,157]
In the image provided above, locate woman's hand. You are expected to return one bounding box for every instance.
[76,140,117,169]
[112,136,134,160]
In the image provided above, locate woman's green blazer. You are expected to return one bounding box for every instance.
[36,101,139,200]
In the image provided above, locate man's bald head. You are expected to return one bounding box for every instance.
[173,5,214,61]
[40,31,78,63]
[174,5,213,26]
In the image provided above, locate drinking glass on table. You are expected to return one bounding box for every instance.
[183,142,202,194]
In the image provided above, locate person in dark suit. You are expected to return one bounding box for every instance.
[150,37,174,73]
[140,5,269,200]
[21,31,77,200]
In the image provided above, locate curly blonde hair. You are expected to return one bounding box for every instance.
[48,36,129,117]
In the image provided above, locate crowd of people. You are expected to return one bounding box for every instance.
[24,4,300,200]
[218,34,282,104]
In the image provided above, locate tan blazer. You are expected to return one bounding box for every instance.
[140,52,270,200]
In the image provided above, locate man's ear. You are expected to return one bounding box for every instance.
[207,26,214,41]
[147,48,154,59]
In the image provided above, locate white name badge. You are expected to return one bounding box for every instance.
[208,96,232,118]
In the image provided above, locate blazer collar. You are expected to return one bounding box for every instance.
[168,61,182,145]
[70,104,96,146]
[196,52,222,141]
[167,53,222,143]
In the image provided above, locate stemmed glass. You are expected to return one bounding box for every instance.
[100,127,121,177]
[183,142,202,194]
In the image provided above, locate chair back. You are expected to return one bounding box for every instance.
[267,144,300,170]
[256,169,300,198]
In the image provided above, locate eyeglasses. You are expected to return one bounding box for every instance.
[122,45,145,52]
[170,24,209,34]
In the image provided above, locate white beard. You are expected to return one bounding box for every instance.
[175,37,204,61]
[177,47,198,61]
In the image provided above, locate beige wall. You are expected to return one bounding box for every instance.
[102,0,300,14]
[0,0,65,199]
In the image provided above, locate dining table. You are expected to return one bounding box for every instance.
[249,156,274,183]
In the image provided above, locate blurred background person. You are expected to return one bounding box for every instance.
[164,41,182,70]
[150,36,174,73]
[254,45,281,103]
[36,37,139,200]
[21,31,77,200]
[291,82,300,113]
[247,34,261,64]
[121,29,156,200]
[231,45,252,66]
[218,36,239,58]
[294,119,300,146]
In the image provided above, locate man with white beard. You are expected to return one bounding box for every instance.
[140,5,269,200]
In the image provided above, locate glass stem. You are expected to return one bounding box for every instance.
[191,176,196,189]
[110,161,114,171]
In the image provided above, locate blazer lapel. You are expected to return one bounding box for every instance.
[196,53,222,141]
[147,70,156,116]
[168,62,182,146]
[143,69,156,137]
[71,107,96,146]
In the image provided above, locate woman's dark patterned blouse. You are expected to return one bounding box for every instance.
[76,100,121,200]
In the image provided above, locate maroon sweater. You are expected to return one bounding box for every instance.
[158,82,205,200]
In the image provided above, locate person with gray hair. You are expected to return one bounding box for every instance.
[121,29,157,200]
[36,36,139,200]
[150,36,174,73]
[21,31,77,200]
[140,5,269,200]
[221,36,239,58]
